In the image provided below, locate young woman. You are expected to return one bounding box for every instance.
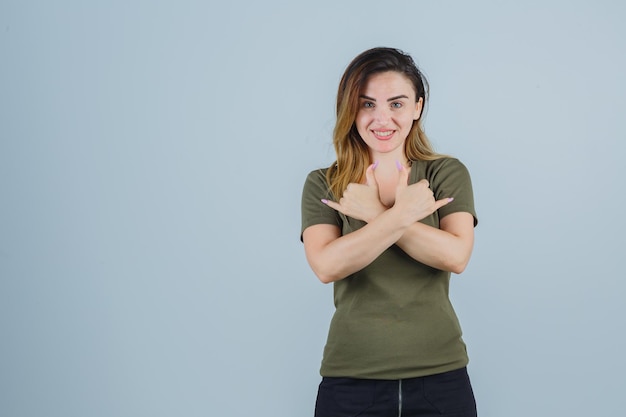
[301,47,479,416]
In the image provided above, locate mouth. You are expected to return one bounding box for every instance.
[372,130,395,140]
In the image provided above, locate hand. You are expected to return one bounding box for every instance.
[322,162,386,222]
[393,164,453,225]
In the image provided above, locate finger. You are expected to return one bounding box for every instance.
[433,197,454,211]
[416,178,430,188]
[321,198,343,213]
[365,161,378,188]
[397,164,410,187]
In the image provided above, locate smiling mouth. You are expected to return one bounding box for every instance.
[373,130,394,140]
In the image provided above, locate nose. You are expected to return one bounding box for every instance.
[373,106,391,124]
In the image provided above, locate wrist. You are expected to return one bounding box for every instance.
[386,205,414,230]
[365,205,387,223]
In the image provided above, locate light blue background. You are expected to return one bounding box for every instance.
[1,1,625,416]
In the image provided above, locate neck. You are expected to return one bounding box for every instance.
[369,151,410,171]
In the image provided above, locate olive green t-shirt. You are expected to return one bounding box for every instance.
[301,157,477,379]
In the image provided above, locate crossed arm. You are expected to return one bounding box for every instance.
[302,164,474,283]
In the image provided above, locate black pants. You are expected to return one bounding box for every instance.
[314,367,477,417]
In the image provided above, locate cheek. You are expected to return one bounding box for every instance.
[402,113,417,128]
[389,114,406,130]
[355,112,370,131]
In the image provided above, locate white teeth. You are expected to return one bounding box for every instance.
[374,130,393,136]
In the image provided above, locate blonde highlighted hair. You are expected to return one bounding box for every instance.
[326,47,443,199]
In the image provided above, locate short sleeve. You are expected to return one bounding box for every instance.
[300,169,343,240]
[428,158,478,226]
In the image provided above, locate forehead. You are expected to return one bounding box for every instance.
[361,71,416,98]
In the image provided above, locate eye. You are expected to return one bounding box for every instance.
[363,101,375,108]
[391,102,403,109]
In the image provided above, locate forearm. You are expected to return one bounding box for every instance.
[395,220,474,273]
[306,207,412,283]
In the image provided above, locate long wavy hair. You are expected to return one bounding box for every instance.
[326,47,443,199]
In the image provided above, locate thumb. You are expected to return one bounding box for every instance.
[365,161,379,188]
[396,161,410,189]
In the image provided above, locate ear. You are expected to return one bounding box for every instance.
[413,97,424,120]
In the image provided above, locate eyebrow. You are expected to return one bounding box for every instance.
[359,94,410,102]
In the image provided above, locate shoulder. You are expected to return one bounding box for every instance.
[418,156,468,171]
[305,167,330,181]
[411,157,471,182]
[303,168,331,190]
[302,167,333,199]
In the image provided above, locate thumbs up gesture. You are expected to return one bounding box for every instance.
[322,161,452,225]
[322,162,387,223]
[393,163,452,225]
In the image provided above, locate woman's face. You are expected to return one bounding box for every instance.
[355,71,423,158]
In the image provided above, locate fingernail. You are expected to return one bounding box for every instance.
[395,160,402,170]
[321,199,328,204]
[448,197,454,202]
[373,160,379,169]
